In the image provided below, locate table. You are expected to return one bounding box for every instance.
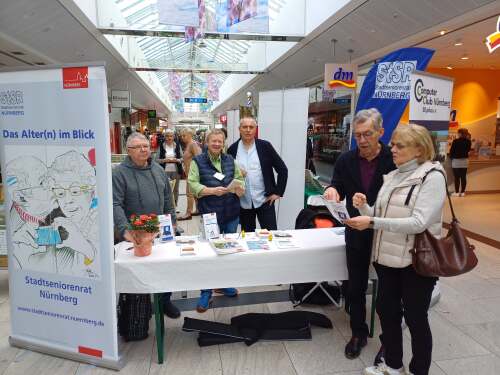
[114,228,378,363]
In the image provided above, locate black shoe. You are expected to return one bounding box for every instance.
[344,336,367,359]
[164,301,181,319]
[374,345,385,366]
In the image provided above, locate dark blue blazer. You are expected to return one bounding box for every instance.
[329,143,396,249]
[227,138,288,197]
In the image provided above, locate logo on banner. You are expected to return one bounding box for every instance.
[485,16,500,53]
[0,89,24,116]
[373,61,417,99]
[413,77,451,114]
[63,67,88,89]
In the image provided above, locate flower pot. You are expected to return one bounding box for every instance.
[131,230,158,257]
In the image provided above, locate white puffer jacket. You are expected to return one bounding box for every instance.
[365,160,446,268]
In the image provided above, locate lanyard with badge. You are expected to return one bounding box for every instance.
[211,157,225,182]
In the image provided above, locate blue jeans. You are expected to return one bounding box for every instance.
[218,217,239,234]
[200,217,239,298]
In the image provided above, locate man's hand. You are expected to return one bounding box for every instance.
[352,193,367,209]
[234,185,245,197]
[211,187,229,196]
[345,216,371,231]
[324,187,340,203]
[265,194,280,204]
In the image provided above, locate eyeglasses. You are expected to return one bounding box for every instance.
[127,145,150,150]
[389,142,407,150]
[353,131,375,140]
[52,185,92,199]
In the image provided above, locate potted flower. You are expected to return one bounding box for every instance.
[128,213,159,257]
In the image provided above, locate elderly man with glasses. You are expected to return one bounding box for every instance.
[113,132,180,322]
[324,108,396,362]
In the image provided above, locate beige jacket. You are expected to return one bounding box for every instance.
[359,160,446,268]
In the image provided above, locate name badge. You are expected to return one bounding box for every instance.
[213,172,225,181]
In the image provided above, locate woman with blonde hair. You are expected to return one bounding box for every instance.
[178,128,202,220]
[346,124,447,375]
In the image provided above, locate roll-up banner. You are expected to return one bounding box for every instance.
[354,47,435,147]
[0,64,121,369]
[409,70,454,162]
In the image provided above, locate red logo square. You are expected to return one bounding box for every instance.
[63,67,88,89]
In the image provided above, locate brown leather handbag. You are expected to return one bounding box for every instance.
[409,169,477,277]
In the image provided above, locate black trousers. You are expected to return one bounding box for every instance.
[240,202,277,232]
[345,245,372,338]
[452,168,467,193]
[374,263,437,375]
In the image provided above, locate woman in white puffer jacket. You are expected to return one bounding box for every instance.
[345,124,447,375]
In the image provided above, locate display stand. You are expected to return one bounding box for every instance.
[0,63,121,369]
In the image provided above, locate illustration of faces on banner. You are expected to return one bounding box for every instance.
[5,146,100,279]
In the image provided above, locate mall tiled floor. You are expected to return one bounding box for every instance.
[0,183,499,375]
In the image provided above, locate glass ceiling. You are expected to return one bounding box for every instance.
[98,0,306,112]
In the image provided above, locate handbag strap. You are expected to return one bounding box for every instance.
[421,168,457,221]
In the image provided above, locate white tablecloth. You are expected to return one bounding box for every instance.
[114,228,347,294]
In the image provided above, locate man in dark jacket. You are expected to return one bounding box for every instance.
[227,117,288,232]
[324,108,396,360]
[306,124,316,174]
[113,132,180,319]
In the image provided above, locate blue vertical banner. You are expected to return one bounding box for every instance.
[353,47,435,146]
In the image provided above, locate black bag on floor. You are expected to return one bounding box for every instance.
[289,282,341,306]
[291,207,342,306]
[117,293,152,341]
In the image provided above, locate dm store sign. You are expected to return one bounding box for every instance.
[324,64,357,91]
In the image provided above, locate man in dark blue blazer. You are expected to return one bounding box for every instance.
[324,108,396,361]
[227,117,288,232]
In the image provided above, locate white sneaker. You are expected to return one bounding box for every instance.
[364,362,406,375]
[451,192,460,197]
[459,192,465,197]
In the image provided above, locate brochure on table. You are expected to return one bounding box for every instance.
[202,213,220,240]
[0,65,120,368]
[159,214,174,242]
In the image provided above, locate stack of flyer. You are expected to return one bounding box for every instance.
[246,239,270,251]
[273,231,298,249]
[274,238,299,249]
[176,237,198,256]
[209,239,245,255]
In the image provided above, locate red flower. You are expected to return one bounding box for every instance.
[134,220,144,226]
[130,214,136,220]
[150,213,157,219]
[139,214,149,222]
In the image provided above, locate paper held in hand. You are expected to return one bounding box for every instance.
[226,179,242,194]
[321,197,350,224]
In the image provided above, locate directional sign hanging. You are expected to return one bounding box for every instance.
[184,97,208,103]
